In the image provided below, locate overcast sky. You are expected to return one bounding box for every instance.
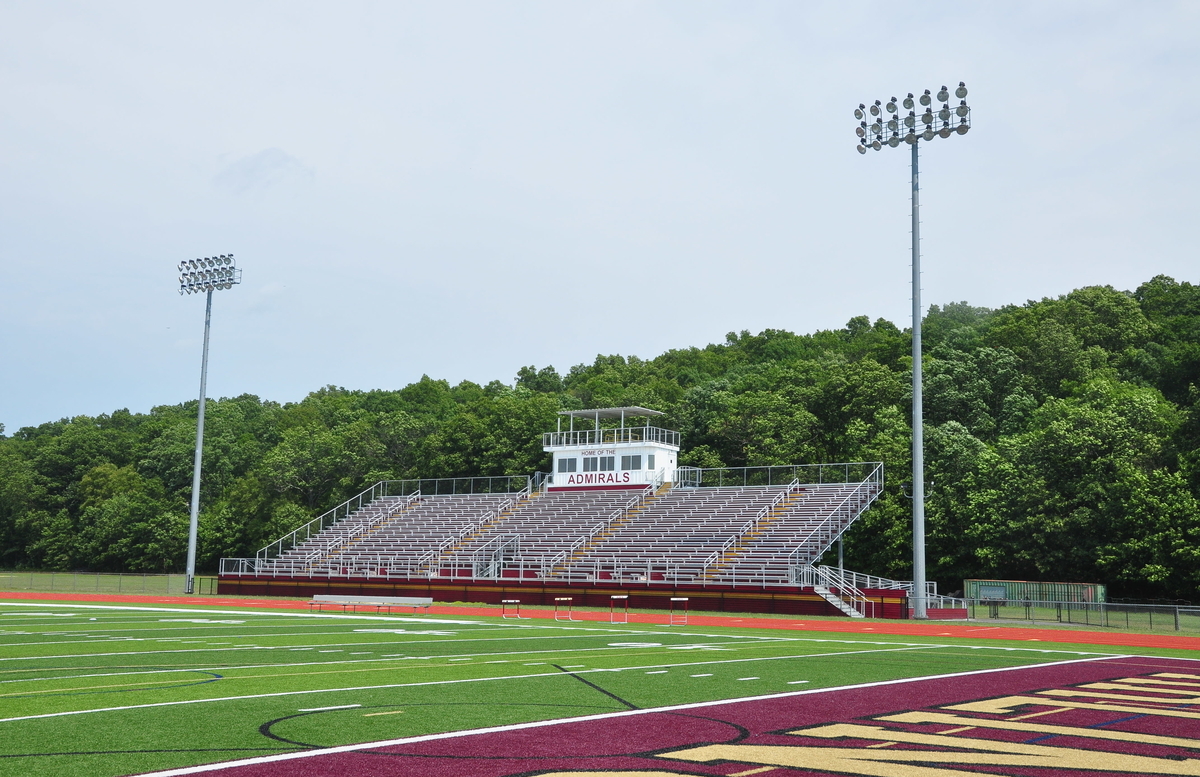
[1,1,1197,432]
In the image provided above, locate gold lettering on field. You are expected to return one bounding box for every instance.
[662,723,1200,776]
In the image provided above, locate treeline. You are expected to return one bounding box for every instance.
[1,275,1199,599]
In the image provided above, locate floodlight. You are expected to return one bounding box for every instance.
[852,81,972,622]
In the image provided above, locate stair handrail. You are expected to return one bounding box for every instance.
[702,478,802,571]
[785,463,883,570]
[314,491,423,561]
[814,565,937,596]
[811,564,875,617]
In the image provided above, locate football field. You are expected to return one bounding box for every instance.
[0,598,1195,777]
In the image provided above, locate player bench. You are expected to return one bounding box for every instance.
[309,595,433,614]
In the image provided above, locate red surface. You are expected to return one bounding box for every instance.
[4,590,1200,650]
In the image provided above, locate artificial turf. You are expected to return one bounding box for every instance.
[0,600,1192,777]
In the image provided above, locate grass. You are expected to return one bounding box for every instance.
[0,598,1193,777]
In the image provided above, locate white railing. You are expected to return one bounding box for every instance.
[543,426,680,448]
[252,475,530,562]
[809,564,875,617]
[313,492,422,564]
[805,565,937,597]
[784,463,884,569]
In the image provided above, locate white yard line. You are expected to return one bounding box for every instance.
[0,643,1082,722]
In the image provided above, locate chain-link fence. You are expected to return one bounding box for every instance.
[969,598,1200,633]
[0,571,218,596]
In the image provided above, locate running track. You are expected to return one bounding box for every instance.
[3,590,1198,651]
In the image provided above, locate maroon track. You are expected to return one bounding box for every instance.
[4,590,1200,651]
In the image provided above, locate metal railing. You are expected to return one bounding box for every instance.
[800,565,938,597]
[969,598,1200,633]
[785,463,885,570]
[542,426,680,448]
[307,491,423,564]
[675,462,884,488]
[808,564,876,618]
[702,479,802,572]
[253,475,530,562]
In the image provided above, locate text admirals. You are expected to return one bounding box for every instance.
[565,472,632,485]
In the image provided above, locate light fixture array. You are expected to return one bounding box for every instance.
[178,254,240,294]
[855,82,970,154]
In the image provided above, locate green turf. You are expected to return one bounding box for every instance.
[0,601,1190,777]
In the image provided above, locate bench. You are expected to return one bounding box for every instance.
[309,595,433,614]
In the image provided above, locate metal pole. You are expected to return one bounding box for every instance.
[911,140,927,620]
[185,289,214,595]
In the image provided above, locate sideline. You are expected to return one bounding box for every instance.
[2,590,1199,651]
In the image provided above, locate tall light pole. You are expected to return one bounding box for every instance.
[855,83,971,619]
[178,254,241,594]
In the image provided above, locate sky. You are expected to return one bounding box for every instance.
[1,1,1197,432]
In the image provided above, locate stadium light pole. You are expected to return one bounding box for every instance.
[178,255,242,594]
[855,84,971,619]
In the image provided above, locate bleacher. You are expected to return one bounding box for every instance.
[439,490,642,578]
[255,493,515,578]
[229,471,881,588]
[553,486,788,584]
[705,482,870,584]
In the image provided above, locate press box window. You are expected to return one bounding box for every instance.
[583,457,599,472]
[620,455,642,470]
[647,454,656,470]
[557,458,577,473]
[599,456,615,471]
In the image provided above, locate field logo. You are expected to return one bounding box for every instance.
[537,666,1200,776]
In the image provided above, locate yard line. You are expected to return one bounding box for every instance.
[736,677,760,681]
[298,704,361,712]
[0,644,993,719]
[645,670,668,674]
[787,680,810,684]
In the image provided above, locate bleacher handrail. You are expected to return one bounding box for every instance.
[784,463,884,571]
[253,475,531,562]
[676,462,883,488]
[703,478,803,569]
[809,564,875,617]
